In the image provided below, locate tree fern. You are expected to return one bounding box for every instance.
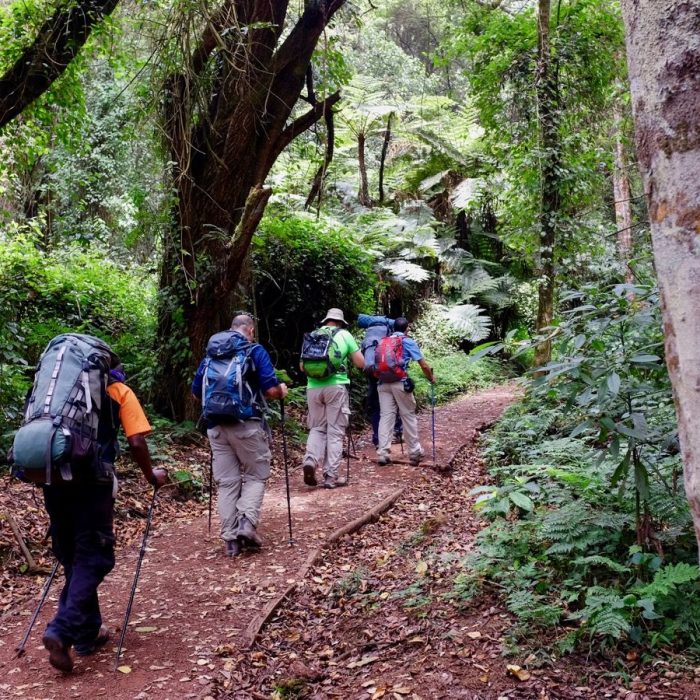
[478,275,518,310]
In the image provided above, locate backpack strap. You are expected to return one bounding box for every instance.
[328,327,347,373]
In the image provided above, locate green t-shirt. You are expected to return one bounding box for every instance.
[306,326,360,388]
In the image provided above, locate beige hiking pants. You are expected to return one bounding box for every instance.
[304,385,350,480]
[377,382,423,461]
[207,421,271,542]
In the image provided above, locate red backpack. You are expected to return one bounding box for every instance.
[375,335,407,383]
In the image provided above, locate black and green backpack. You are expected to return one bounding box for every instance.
[300,327,346,379]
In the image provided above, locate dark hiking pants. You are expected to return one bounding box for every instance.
[43,481,115,648]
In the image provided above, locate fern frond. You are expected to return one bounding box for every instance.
[443,304,492,342]
[572,555,630,574]
[381,259,431,284]
[589,609,631,639]
[570,586,631,640]
[451,178,484,209]
[637,563,699,599]
[506,589,561,626]
[478,275,518,310]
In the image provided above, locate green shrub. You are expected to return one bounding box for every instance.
[0,230,156,454]
[457,281,700,656]
[252,210,375,379]
[411,353,506,408]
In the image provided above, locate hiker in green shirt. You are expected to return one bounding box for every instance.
[300,308,364,488]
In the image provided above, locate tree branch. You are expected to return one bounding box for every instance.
[216,185,272,297]
[273,91,341,163]
[305,107,335,209]
[0,0,120,129]
[272,0,346,78]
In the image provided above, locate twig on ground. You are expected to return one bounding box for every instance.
[3,511,49,574]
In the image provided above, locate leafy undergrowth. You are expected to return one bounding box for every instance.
[461,281,700,669]
[210,441,698,699]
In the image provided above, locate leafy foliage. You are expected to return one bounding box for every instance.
[251,209,375,375]
[0,228,156,454]
[457,278,699,654]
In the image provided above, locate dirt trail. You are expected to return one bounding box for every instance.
[0,386,516,699]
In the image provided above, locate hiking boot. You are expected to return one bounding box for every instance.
[42,631,74,673]
[74,625,110,656]
[409,453,424,466]
[377,456,392,466]
[237,516,262,549]
[303,463,317,487]
[224,540,241,557]
[324,476,347,489]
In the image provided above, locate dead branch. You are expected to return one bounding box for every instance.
[3,511,49,574]
[241,487,405,649]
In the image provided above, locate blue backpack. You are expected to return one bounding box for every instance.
[360,321,392,377]
[201,332,256,422]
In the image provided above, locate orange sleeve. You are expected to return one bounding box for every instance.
[106,383,152,438]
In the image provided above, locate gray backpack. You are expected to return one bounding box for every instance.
[11,334,117,484]
[361,321,391,377]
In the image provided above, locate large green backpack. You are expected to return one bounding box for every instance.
[300,327,346,379]
[11,334,117,484]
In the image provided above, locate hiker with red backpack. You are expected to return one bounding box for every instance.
[375,317,435,466]
[300,308,365,489]
[192,314,288,557]
[358,313,403,448]
[10,333,167,673]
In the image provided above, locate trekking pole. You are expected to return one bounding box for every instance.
[114,488,158,670]
[431,382,437,469]
[207,448,213,535]
[348,427,358,458]
[399,431,404,455]
[15,559,60,658]
[346,423,351,483]
[279,400,294,546]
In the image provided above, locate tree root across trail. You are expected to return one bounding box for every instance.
[2,384,693,699]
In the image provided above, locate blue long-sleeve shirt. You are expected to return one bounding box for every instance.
[357,314,395,330]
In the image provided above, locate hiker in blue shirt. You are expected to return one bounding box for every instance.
[192,314,287,557]
[358,314,403,447]
[375,317,434,466]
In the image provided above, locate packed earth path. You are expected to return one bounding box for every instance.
[1,384,697,700]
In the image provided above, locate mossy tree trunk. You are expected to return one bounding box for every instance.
[154,0,344,420]
[533,0,561,367]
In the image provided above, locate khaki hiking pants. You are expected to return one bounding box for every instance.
[207,421,271,542]
[304,385,350,480]
[377,382,423,462]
